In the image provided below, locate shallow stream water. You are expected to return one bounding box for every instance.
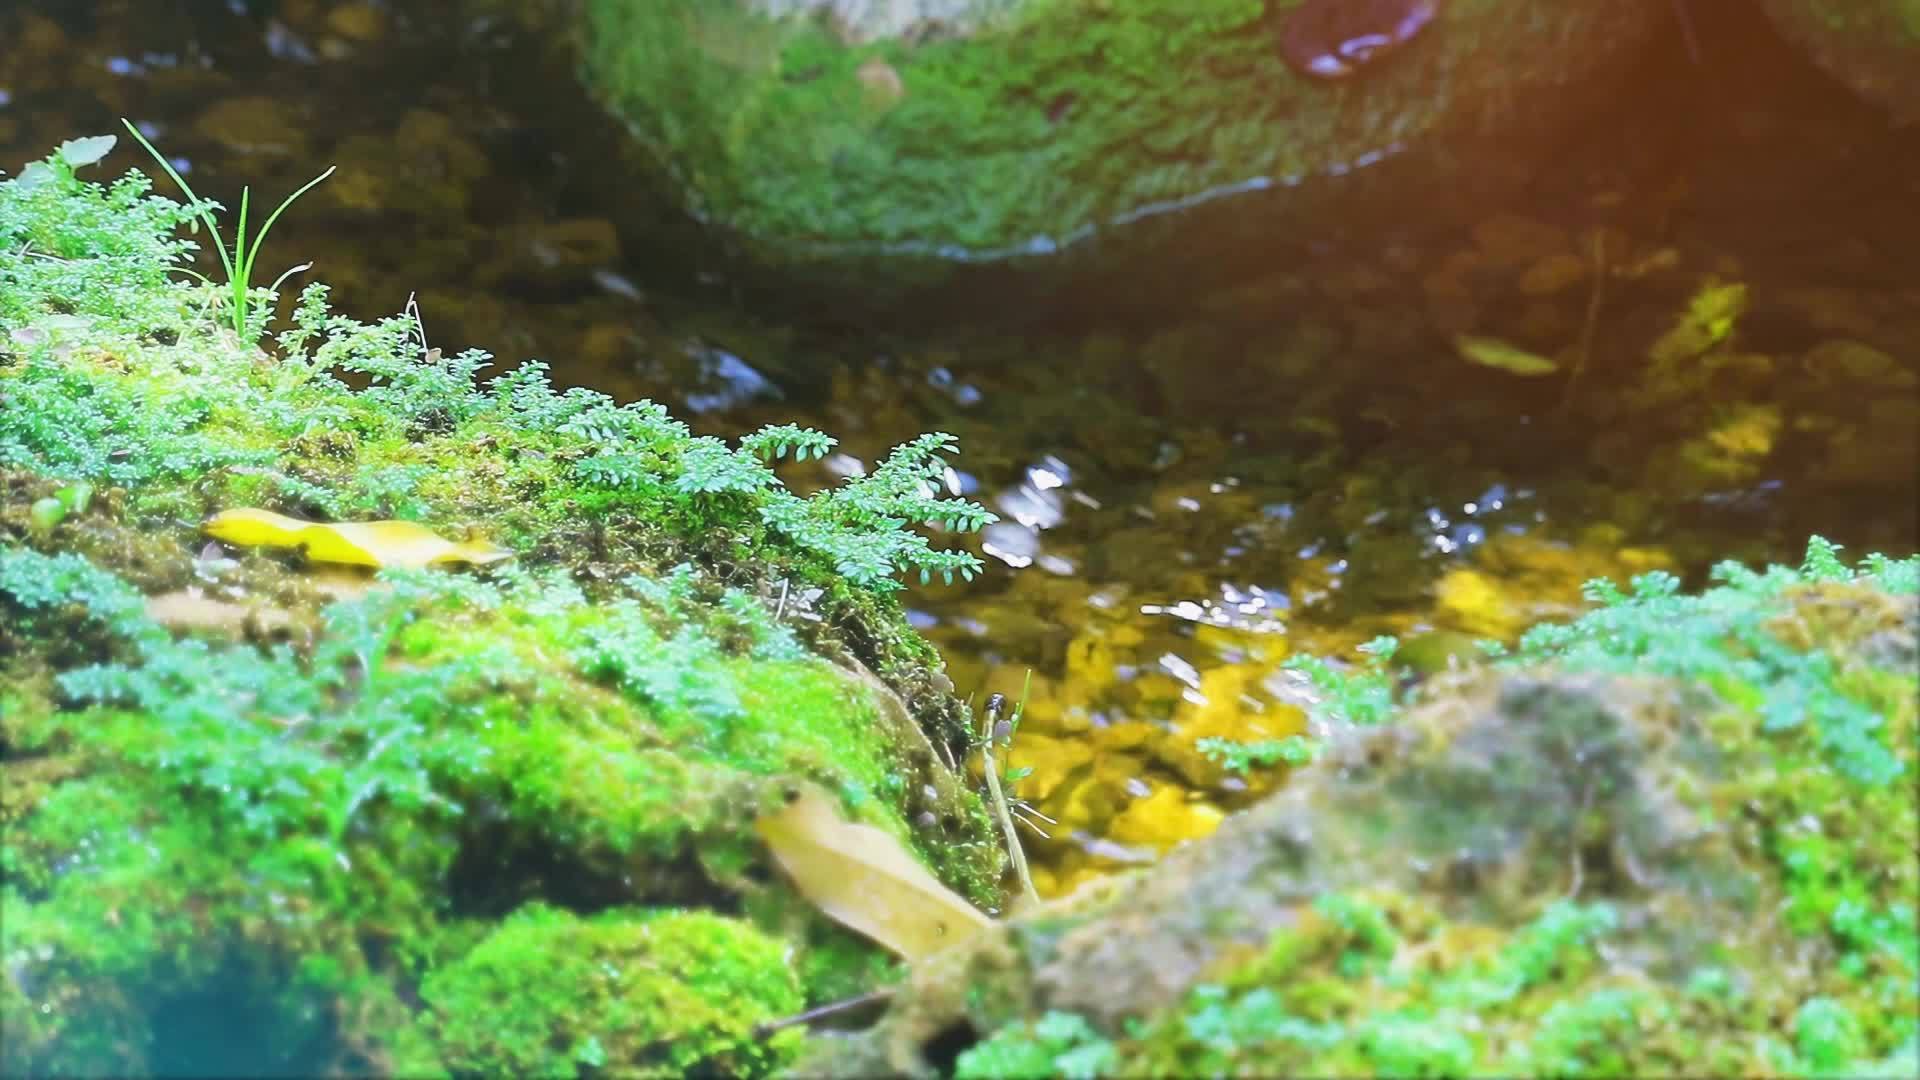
[5,0,1916,892]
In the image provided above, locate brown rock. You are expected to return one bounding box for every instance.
[326,2,388,42]
[1518,251,1590,296]
[194,96,309,158]
[1472,213,1571,266]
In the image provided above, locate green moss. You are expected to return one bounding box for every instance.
[579,0,1659,261]
[0,550,988,1063]
[792,920,904,1006]
[1,142,1001,1072]
[956,1011,1117,1080]
[410,904,805,1078]
[1507,547,1920,1008]
[2,147,996,622]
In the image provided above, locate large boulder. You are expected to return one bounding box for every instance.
[577,0,1669,313]
[1759,0,1920,120]
[797,544,1919,1076]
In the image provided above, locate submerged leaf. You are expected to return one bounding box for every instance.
[1650,281,1748,367]
[1453,335,1559,376]
[203,508,513,570]
[757,782,991,961]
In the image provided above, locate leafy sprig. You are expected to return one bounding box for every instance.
[120,119,333,341]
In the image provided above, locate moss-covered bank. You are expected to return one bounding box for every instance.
[0,140,1005,1075]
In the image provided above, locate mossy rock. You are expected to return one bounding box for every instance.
[798,545,1920,1077]
[574,0,1667,315]
[407,905,806,1077]
[1759,0,1920,119]
[0,142,1002,1073]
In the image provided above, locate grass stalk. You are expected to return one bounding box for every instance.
[981,681,1040,908]
[120,118,332,340]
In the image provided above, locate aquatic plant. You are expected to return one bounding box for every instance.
[120,118,334,341]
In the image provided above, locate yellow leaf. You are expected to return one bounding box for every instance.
[203,507,309,548]
[1650,281,1748,367]
[756,782,992,961]
[1453,334,1559,376]
[203,509,513,570]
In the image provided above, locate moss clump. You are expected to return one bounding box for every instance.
[407,904,805,1078]
[1,140,1004,1073]
[1119,893,1628,1076]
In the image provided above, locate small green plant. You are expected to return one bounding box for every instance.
[1143,896,1625,1075]
[1286,634,1400,724]
[1515,537,1913,786]
[1197,734,1318,772]
[25,481,92,535]
[1199,635,1398,772]
[955,1011,1118,1080]
[0,139,201,332]
[119,118,333,340]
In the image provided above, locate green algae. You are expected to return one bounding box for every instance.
[0,142,1004,1074]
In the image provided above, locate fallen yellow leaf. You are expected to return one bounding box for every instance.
[757,782,992,961]
[1453,334,1559,376]
[1650,281,1748,367]
[203,508,513,570]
